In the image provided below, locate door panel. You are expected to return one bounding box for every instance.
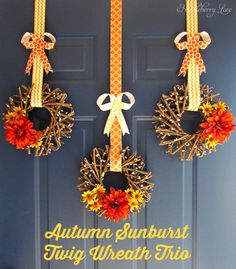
[0,1,235,269]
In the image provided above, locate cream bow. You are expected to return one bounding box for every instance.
[97,92,135,136]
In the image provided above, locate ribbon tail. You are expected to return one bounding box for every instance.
[104,112,116,136]
[25,52,34,75]
[41,53,53,74]
[117,111,130,135]
[179,54,191,77]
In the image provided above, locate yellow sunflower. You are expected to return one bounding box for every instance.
[199,102,213,117]
[90,200,102,212]
[125,188,135,200]
[5,112,16,123]
[92,185,106,199]
[30,139,43,149]
[133,190,143,204]
[214,101,227,112]
[128,199,140,212]
[205,134,218,149]
[12,106,26,118]
[82,190,95,205]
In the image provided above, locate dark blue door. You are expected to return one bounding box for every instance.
[0,1,236,269]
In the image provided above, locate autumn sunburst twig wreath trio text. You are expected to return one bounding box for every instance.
[78,0,153,222]
[153,0,235,160]
[4,0,74,156]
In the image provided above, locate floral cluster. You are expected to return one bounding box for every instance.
[199,101,235,149]
[82,185,144,222]
[4,106,42,150]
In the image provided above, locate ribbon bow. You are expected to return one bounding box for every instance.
[175,31,211,77]
[21,32,56,75]
[97,92,135,136]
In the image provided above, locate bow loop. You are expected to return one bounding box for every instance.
[21,32,56,75]
[175,31,211,77]
[97,92,135,136]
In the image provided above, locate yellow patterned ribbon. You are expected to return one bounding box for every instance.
[97,92,135,136]
[176,0,211,111]
[25,0,49,108]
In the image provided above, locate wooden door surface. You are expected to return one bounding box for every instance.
[0,1,235,269]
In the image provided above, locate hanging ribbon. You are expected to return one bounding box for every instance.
[22,0,53,108]
[175,31,211,77]
[97,92,135,136]
[107,0,123,172]
[175,0,211,111]
[21,32,56,75]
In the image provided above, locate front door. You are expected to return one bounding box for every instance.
[0,1,236,269]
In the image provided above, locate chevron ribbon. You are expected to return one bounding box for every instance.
[176,0,211,111]
[23,0,53,108]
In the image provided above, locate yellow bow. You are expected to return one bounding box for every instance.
[97,92,135,136]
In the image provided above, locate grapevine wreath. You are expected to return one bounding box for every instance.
[4,84,74,156]
[154,0,235,160]
[78,0,153,222]
[4,0,75,156]
[154,84,235,160]
[78,146,153,222]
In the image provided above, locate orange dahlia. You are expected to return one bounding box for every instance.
[102,188,130,222]
[5,115,42,149]
[200,108,235,143]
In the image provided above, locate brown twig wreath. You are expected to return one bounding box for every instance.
[153,84,235,160]
[78,146,153,222]
[4,84,74,156]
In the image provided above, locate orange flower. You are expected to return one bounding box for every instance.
[5,115,41,149]
[102,188,130,222]
[200,108,235,143]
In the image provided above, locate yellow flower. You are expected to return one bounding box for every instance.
[90,200,102,212]
[5,112,15,123]
[133,190,143,204]
[205,134,218,149]
[125,188,135,200]
[30,139,42,149]
[128,199,140,212]
[92,185,106,199]
[12,106,26,118]
[82,190,95,205]
[199,102,213,117]
[214,101,227,112]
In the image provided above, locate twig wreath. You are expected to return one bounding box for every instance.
[153,0,235,160]
[78,0,153,222]
[79,147,153,222]
[4,0,74,156]
[4,85,74,156]
[154,84,234,160]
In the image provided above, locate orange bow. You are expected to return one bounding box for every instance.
[175,31,211,77]
[21,32,56,75]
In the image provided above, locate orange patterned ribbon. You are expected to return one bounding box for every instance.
[21,32,56,75]
[175,31,211,77]
[109,0,123,172]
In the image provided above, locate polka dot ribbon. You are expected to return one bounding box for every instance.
[21,32,56,76]
[175,31,211,77]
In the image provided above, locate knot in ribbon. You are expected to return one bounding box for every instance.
[21,32,56,75]
[175,31,211,77]
[97,92,135,136]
